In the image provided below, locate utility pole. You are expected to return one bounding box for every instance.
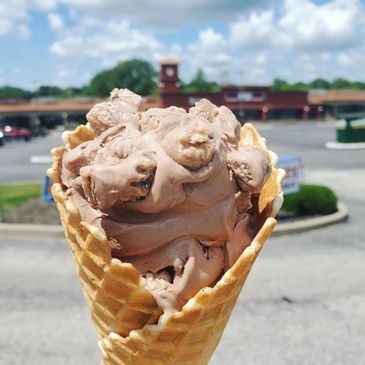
[220,70,229,87]
[238,70,245,122]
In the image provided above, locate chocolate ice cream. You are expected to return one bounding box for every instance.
[60,89,272,313]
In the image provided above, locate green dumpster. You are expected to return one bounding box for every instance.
[336,113,365,143]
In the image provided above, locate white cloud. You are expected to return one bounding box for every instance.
[255,52,268,65]
[1,0,247,39]
[229,0,365,53]
[57,69,74,78]
[225,0,365,83]
[229,11,275,50]
[199,28,225,49]
[49,16,236,83]
[29,0,57,11]
[50,18,163,67]
[338,53,352,67]
[49,67,91,87]
[336,49,365,77]
[48,13,64,30]
[186,28,233,80]
[53,68,77,86]
[57,0,269,28]
[277,0,364,51]
[0,0,56,38]
[0,1,28,37]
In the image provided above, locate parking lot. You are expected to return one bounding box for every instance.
[0,131,59,184]
[0,121,364,365]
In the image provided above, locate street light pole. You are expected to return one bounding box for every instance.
[238,70,244,123]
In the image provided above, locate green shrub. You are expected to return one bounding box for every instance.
[282,184,338,216]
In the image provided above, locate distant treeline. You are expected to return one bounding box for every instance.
[271,78,365,91]
[1,59,364,100]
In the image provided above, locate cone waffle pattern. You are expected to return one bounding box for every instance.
[49,123,284,365]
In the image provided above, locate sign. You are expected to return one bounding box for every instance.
[238,91,254,102]
[336,119,346,130]
[278,155,302,195]
[350,118,365,129]
[42,175,54,202]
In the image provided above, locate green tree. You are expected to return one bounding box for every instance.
[34,86,84,97]
[82,69,115,97]
[64,87,83,96]
[0,86,32,99]
[182,69,220,93]
[291,82,308,91]
[328,78,365,90]
[351,82,365,90]
[84,59,157,97]
[34,85,68,97]
[270,78,291,91]
[330,78,353,90]
[309,78,330,89]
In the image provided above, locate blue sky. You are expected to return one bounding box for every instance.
[1,0,365,89]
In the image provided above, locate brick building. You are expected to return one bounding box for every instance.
[159,60,324,121]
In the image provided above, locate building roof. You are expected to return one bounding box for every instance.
[0,96,161,116]
[309,90,365,104]
[0,102,97,115]
[159,58,179,65]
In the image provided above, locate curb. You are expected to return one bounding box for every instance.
[272,202,348,237]
[0,202,348,240]
[0,223,64,239]
[325,141,365,150]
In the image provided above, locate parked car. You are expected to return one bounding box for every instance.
[4,125,32,141]
[0,129,5,146]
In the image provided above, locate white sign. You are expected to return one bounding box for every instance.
[350,118,365,129]
[238,91,253,102]
[278,156,302,194]
[336,119,346,130]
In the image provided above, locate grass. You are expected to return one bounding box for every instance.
[0,182,42,214]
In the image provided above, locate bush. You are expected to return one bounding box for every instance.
[281,184,338,216]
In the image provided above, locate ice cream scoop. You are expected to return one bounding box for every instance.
[59,89,272,314]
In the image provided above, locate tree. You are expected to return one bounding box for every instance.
[182,69,220,93]
[309,78,330,89]
[84,59,157,97]
[271,77,365,91]
[270,78,291,91]
[0,86,32,100]
[330,78,353,90]
[34,85,67,97]
[291,82,308,91]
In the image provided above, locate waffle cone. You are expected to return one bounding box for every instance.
[48,122,284,365]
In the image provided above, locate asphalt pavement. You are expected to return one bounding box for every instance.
[1,121,365,365]
[0,132,61,184]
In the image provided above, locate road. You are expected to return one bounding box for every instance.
[0,121,365,364]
